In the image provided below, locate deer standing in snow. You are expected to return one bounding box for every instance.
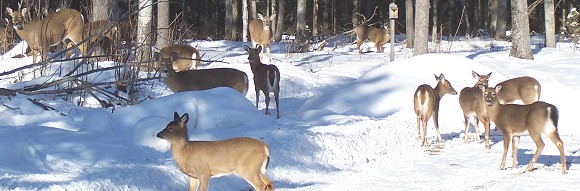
[355,25,390,53]
[494,76,541,105]
[459,71,493,149]
[249,13,276,62]
[244,45,281,118]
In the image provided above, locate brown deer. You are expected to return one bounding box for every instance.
[495,76,541,105]
[154,52,248,95]
[82,20,118,55]
[355,25,390,53]
[244,45,281,118]
[6,6,85,64]
[413,74,457,146]
[157,44,200,72]
[482,85,566,174]
[157,112,274,191]
[458,71,492,149]
[249,13,276,62]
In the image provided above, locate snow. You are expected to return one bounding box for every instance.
[0,37,579,191]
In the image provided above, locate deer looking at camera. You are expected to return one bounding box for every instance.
[482,85,567,174]
[157,44,200,72]
[249,13,276,62]
[6,5,84,64]
[244,45,281,119]
[355,25,390,53]
[154,52,248,95]
[459,71,492,149]
[413,74,457,146]
[157,112,274,191]
[494,76,541,105]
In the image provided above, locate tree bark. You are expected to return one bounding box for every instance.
[225,0,233,40]
[352,0,360,26]
[157,0,170,49]
[313,0,319,36]
[137,0,153,61]
[545,0,556,47]
[250,0,257,19]
[91,0,109,21]
[432,0,439,43]
[297,0,307,42]
[322,0,330,34]
[406,0,414,48]
[496,0,508,40]
[242,0,249,42]
[414,0,429,55]
[274,0,285,42]
[510,0,534,60]
[231,0,240,40]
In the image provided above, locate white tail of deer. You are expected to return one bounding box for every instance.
[244,45,281,119]
[413,74,457,146]
[157,44,200,72]
[154,52,248,95]
[495,76,541,105]
[355,25,390,53]
[482,85,567,174]
[458,71,492,149]
[157,112,274,191]
[249,13,276,62]
[6,6,84,64]
[82,20,118,55]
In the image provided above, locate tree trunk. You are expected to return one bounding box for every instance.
[297,0,306,42]
[137,0,153,61]
[496,0,508,40]
[432,0,439,43]
[91,0,109,21]
[490,0,498,38]
[545,0,556,47]
[322,0,330,34]
[510,0,534,60]
[242,0,249,42]
[271,0,278,39]
[274,0,285,42]
[231,0,240,40]
[157,0,170,49]
[250,0,257,19]
[352,0,360,26]
[333,0,339,34]
[414,0,429,55]
[406,0,414,48]
[313,0,319,36]
[225,0,233,40]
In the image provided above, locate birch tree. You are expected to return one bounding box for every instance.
[414,0,429,55]
[406,0,414,48]
[157,0,170,49]
[137,0,153,61]
[545,0,555,47]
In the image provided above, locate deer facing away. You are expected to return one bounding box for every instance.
[157,44,201,72]
[494,76,541,105]
[355,25,390,53]
[244,45,281,118]
[413,74,457,146]
[459,71,492,149]
[482,85,567,174]
[6,7,85,64]
[249,13,276,62]
[157,112,274,191]
[154,52,248,95]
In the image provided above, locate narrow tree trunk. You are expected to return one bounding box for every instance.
[406,0,414,48]
[490,0,498,38]
[313,0,319,36]
[333,0,338,34]
[496,0,508,40]
[322,0,330,34]
[297,0,306,42]
[432,0,439,43]
[271,0,278,39]
[545,0,556,47]
[157,0,170,49]
[250,0,257,19]
[242,0,249,42]
[414,0,429,55]
[510,0,534,60]
[274,0,285,42]
[352,0,360,26]
[92,0,109,21]
[231,0,240,40]
[137,0,152,61]
[225,0,233,40]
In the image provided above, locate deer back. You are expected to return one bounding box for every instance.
[356,25,390,45]
[495,76,541,104]
[158,44,200,72]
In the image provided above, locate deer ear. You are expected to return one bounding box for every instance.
[257,46,262,52]
[6,7,13,15]
[495,85,503,92]
[472,71,479,78]
[270,14,276,20]
[170,52,179,61]
[153,52,162,61]
[244,45,251,51]
[21,8,28,14]
[173,112,180,121]
[486,72,492,77]
[180,113,189,125]
[257,13,264,20]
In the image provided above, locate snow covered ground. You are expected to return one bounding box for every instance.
[0,36,579,191]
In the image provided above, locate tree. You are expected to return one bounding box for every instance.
[432,0,439,43]
[137,0,153,61]
[313,0,319,36]
[545,0,555,47]
[297,0,306,42]
[352,0,360,26]
[406,0,414,48]
[92,0,109,21]
[510,0,533,60]
[157,0,170,49]
[231,0,240,40]
[242,0,249,42]
[249,0,257,19]
[414,0,429,55]
[496,0,508,40]
[225,0,234,40]
[274,0,285,42]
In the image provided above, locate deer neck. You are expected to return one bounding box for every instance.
[249,59,263,74]
[485,100,501,122]
[433,84,445,100]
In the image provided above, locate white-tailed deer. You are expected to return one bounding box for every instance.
[495,76,541,105]
[244,45,281,119]
[6,6,84,64]
[459,71,492,149]
[413,74,457,146]
[157,112,274,191]
[355,25,390,53]
[249,13,276,62]
[154,52,248,95]
[482,85,566,174]
[82,20,118,55]
[157,44,200,72]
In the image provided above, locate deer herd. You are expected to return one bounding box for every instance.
[2,3,568,191]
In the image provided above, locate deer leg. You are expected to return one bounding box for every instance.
[356,39,363,53]
[198,175,210,191]
[188,177,200,191]
[433,110,443,143]
[483,119,490,149]
[274,88,280,119]
[241,172,267,191]
[263,90,271,115]
[511,136,520,169]
[417,115,423,140]
[525,134,545,173]
[499,133,511,170]
[421,119,428,146]
[463,115,470,143]
[254,84,260,108]
[547,131,567,174]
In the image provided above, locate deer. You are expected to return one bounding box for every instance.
[481,85,567,174]
[413,74,457,146]
[494,76,541,105]
[244,45,281,119]
[154,52,248,95]
[249,13,276,62]
[82,20,118,56]
[355,25,390,53]
[157,112,274,191]
[6,6,85,64]
[157,44,201,72]
[458,71,492,149]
